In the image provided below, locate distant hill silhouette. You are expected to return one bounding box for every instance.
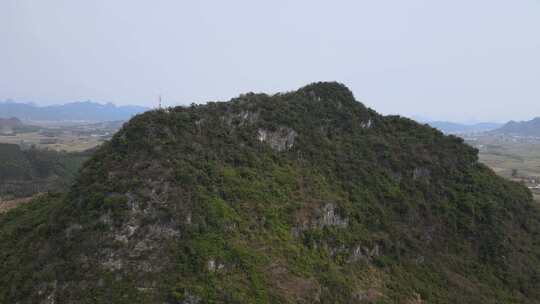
[424,121,502,134]
[493,117,540,136]
[0,117,23,129]
[0,101,149,122]
[0,117,40,134]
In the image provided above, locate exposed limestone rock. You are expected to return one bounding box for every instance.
[133,240,153,253]
[37,280,57,304]
[306,89,323,102]
[291,203,349,236]
[99,213,113,226]
[126,224,138,237]
[348,244,381,263]
[389,170,402,183]
[207,259,216,272]
[406,293,424,304]
[136,261,159,273]
[413,167,430,180]
[181,292,201,304]
[360,119,373,129]
[136,287,154,293]
[318,203,348,228]
[257,127,297,151]
[88,164,184,284]
[64,223,82,238]
[114,234,128,244]
[352,288,383,303]
[102,254,123,271]
[222,110,260,127]
[206,259,224,272]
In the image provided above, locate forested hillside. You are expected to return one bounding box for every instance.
[1,83,539,303]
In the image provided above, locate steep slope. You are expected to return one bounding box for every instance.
[494,117,540,137]
[1,82,540,303]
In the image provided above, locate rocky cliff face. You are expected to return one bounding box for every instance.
[1,82,540,304]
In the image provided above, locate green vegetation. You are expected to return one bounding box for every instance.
[0,143,90,199]
[1,82,539,303]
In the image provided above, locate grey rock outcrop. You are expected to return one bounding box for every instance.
[257,127,297,152]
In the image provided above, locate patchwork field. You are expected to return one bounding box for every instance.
[0,121,122,152]
[0,131,104,152]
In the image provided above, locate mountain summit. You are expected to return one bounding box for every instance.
[1,82,539,303]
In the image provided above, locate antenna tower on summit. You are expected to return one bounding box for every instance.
[158,95,162,109]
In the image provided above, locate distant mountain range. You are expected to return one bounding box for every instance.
[0,101,149,122]
[422,121,503,134]
[420,116,540,137]
[492,117,540,137]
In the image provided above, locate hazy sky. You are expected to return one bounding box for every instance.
[1,1,539,122]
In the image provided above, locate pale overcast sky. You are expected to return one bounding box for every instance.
[1,0,539,122]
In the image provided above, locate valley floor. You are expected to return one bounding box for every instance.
[465,133,540,202]
[0,121,122,152]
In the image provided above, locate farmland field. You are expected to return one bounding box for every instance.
[465,134,540,202]
[0,121,122,152]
